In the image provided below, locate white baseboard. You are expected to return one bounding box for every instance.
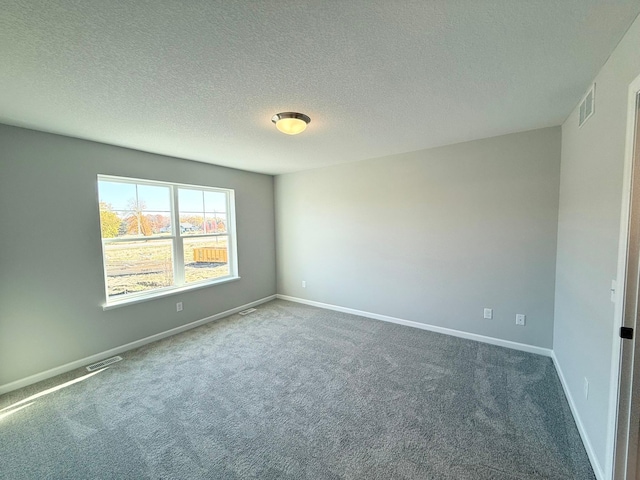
[0,295,276,396]
[276,294,553,357]
[551,351,605,480]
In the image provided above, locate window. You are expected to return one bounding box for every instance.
[97,175,238,307]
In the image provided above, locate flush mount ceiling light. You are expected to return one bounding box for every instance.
[271,112,311,135]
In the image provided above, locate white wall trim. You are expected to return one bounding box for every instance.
[276,294,552,357]
[0,295,276,396]
[552,351,605,480]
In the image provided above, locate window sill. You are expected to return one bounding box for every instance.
[102,276,241,311]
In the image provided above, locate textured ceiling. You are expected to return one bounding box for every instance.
[1,1,639,174]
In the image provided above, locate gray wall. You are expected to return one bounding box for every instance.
[0,124,276,387]
[276,127,561,348]
[554,14,640,475]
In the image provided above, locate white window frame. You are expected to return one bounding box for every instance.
[97,174,239,310]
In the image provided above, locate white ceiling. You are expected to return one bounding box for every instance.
[1,1,639,175]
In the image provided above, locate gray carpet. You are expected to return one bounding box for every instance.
[0,299,595,479]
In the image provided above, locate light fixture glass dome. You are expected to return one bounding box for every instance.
[271,112,311,135]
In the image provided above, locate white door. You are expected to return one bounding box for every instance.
[613,76,640,480]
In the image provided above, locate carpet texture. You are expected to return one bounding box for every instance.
[0,300,595,479]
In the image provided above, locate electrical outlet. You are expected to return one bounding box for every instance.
[176,302,183,312]
[584,377,589,399]
[515,314,526,326]
[302,280,306,288]
[483,308,493,319]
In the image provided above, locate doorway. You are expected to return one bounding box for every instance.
[613,75,640,480]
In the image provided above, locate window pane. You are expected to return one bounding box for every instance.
[99,181,172,239]
[178,189,204,212]
[183,236,229,283]
[99,203,126,239]
[179,214,204,235]
[145,212,172,235]
[204,191,227,213]
[98,181,136,211]
[123,212,171,237]
[103,240,174,298]
[137,184,171,211]
[205,213,227,234]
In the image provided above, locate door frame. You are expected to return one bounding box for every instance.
[610,73,640,480]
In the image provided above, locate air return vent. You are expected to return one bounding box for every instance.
[579,84,596,127]
[86,356,122,372]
